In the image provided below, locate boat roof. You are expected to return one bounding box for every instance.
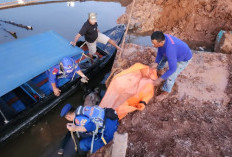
[0,31,83,97]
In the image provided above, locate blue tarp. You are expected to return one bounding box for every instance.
[0,31,83,97]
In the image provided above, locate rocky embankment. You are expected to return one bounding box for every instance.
[118,0,232,50]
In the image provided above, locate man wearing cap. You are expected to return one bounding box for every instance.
[70,13,122,60]
[60,104,118,155]
[48,57,89,97]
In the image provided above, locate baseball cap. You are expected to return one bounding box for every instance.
[60,104,72,117]
[88,12,97,22]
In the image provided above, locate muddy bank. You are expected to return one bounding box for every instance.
[107,43,232,156]
[117,0,232,50]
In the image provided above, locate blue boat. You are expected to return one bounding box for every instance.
[0,25,126,144]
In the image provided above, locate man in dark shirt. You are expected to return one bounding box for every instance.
[70,13,122,60]
[151,31,192,101]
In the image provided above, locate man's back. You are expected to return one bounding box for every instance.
[158,34,192,62]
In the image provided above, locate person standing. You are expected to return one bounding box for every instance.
[70,13,122,60]
[151,31,192,101]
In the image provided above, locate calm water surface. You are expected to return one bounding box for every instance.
[0,1,123,157]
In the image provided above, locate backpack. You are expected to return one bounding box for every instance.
[75,105,105,128]
[75,105,118,154]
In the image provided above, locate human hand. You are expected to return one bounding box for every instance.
[66,123,76,132]
[70,41,76,46]
[150,63,158,69]
[157,69,165,77]
[53,87,61,96]
[117,47,123,52]
[81,75,89,83]
[153,77,163,86]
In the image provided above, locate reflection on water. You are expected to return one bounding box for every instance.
[0,1,123,157]
[126,33,152,46]
[0,1,125,44]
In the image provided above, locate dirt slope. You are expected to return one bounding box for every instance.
[118,0,232,49]
[113,43,232,156]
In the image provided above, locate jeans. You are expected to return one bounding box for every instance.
[157,57,191,93]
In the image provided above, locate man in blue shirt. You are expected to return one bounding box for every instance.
[60,104,118,155]
[48,57,88,96]
[151,31,192,100]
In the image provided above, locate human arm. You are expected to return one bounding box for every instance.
[66,123,87,132]
[160,48,177,80]
[70,33,81,46]
[153,77,164,86]
[76,70,89,83]
[155,49,163,64]
[66,120,96,132]
[108,39,122,51]
[48,66,61,96]
[70,23,87,46]
[51,83,61,96]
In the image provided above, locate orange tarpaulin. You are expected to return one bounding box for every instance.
[100,63,158,119]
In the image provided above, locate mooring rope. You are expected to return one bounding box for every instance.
[119,0,136,59]
[105,0,136,86]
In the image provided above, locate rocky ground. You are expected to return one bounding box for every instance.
[92,0,232,156]
[117,0,232,50]
[110,43,232,157]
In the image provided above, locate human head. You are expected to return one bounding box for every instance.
[60,57,74,74]
[88,12,97,25]
[151,31,165,48]
[60,104,75,121]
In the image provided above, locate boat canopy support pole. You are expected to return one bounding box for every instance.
[20,81,46,101]
[27,81,46,98]
[0,110,9,124]
[0,98,14,124]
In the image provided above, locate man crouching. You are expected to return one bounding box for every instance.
[60,104,118,155]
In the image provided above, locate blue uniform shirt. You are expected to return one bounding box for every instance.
[155,34,192,80]
[48,62,80,84]
[74,115,118,153]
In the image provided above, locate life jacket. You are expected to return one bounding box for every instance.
[74,106,118,154]
[75,105,105,128]
[57,62,77,80]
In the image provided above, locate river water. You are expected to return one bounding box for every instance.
[0,1,151,156]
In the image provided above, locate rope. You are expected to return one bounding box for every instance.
[70,131,78,152]
[105,68,122,88]
[71,119,79,152]
[118,0,136,59]
[105,0,136,87]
